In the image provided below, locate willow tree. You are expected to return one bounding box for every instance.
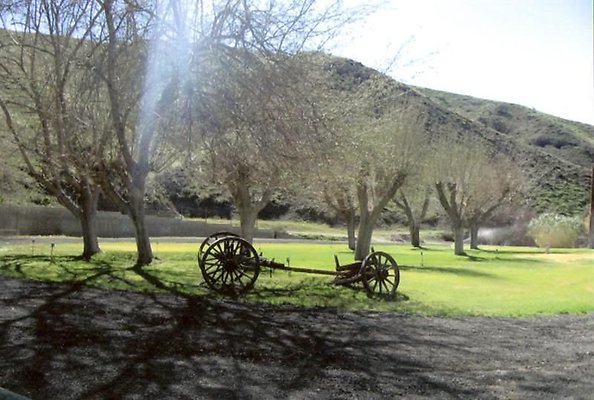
[320,174,358,251]
[307,57,428,260]
[192,50,319,242]
[465,155,524,249]
[352,103,426,260]
[180,1,367,242]
[430,140,480,256]
[0,1,109,259]
[1,0,198,265]
[393,184,433,248]
[429,139,522,255]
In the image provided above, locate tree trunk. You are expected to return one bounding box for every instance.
[398,194,422,248]
[354,176,404,260]
[129,187,153,266]
[230,182,271,244]
[410,223,421,248]
[80,189,101,260]
[346,210,356,251]
[453,225,466,256]
[355,211,375,260]
[239,205,259,243]
[469,223,479,250]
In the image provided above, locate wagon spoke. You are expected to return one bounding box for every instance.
[230,240,241,255]
[205,270,223,282]
[229,269,245,287]
[233,268,254,288]
[203,262,222,276]
[203,262,222,275]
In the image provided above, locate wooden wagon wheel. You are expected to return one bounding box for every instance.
[198,231,238,261]
[199,236,260,295]
[361,251,400,299]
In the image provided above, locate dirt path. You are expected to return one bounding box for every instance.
[1,276,593,399]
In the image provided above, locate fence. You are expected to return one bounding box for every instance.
[0,205,285,238]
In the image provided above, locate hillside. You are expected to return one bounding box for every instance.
[315,55,592,216]
[412,86,593,215]
[415,87,594,169]
[0,43,591,218]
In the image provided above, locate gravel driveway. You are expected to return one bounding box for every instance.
[1,276,593,399]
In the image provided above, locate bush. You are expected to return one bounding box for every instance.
[528,213,584,249]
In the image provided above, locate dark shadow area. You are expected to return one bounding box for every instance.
[465,254,485,261]
[409,246,437,251]
[2,276,592,399]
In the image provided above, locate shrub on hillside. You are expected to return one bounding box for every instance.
[528,213,583,249]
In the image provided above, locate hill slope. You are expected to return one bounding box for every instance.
[415,87,594,169]
[0,45,591,217]
[317,55,592,215]
[414,87,593,215]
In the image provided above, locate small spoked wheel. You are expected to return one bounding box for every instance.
[361,251,400,299]
[198,231,239,260]
[199,236,260,295]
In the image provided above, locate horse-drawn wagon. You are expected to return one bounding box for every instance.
[198,232,400,299]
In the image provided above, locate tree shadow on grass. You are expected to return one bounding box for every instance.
[0,254,135,287]
[399,264,499,279]
[454,251,545,265]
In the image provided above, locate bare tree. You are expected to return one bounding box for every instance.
[465,156,524,249]
[302,56,428,260]
[393,185,432,248]
[193,49,318,242]
[179,1,368,242]
[352,105,425,260]
[430,140,479,255]
[323,182,358,251]
[430,139,522,255]
[0,0,109,259]
[307,148,359,250]
[1,0,185,265]
[1,0,374,264]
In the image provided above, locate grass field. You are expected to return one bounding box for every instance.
[1,238,593,317]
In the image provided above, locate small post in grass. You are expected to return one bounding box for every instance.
[420,250,424,267]
[50,243,55,263]
[31,239,35,257]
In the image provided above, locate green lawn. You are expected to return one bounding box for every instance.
[1,239,592,317]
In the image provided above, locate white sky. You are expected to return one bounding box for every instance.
[329,0,594,125]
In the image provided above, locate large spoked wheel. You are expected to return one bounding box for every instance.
[198,231,239,261]
[199,236,260,295]
[361,251,400,299]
